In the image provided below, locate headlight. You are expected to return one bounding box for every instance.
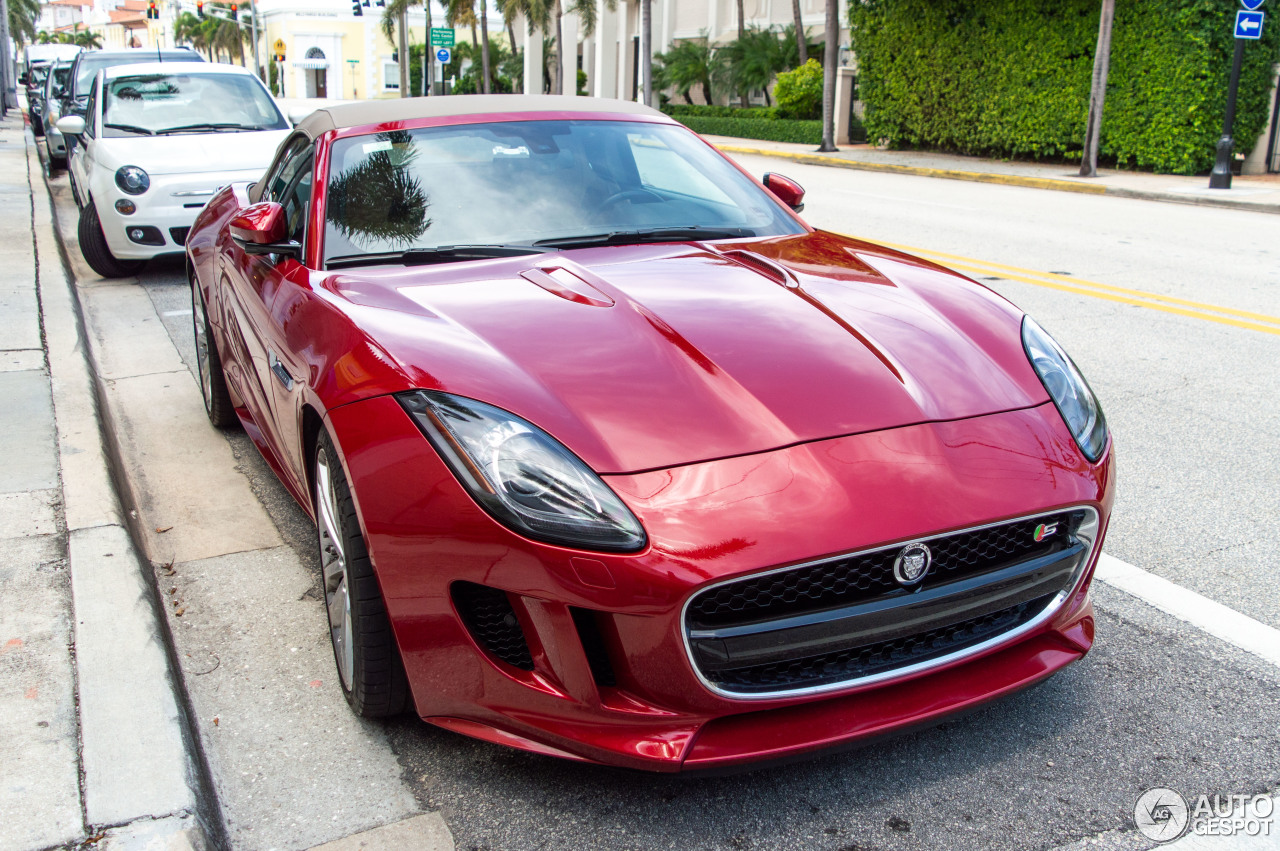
[1022,316,1108,462]
[115,166,150,195]
[398,390,647,553]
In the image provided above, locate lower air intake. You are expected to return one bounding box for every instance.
[452,581,534,671]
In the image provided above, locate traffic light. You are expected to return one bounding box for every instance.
[146,0,157,20]
[196,0,203,16]
[230,2,237,20]
[352,0,362,15]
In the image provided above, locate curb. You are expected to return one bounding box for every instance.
[712,143,1280,216]
[27,130,224,850]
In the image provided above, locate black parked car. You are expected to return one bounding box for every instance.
[23,63,51,137]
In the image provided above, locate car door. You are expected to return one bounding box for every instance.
[68,77,98,207]
[220,134,315,492]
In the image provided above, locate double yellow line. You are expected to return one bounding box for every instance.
[861,239,1280,337]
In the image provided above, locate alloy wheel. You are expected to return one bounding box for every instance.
[315,446,354,690]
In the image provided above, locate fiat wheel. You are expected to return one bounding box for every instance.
[314,432,409,717]
[77,200,144,279]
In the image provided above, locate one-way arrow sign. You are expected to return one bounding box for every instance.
[1235,9,1264,37]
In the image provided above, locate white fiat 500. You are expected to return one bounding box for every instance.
[58,62,291,278]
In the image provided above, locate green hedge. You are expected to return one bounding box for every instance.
[673,115,825,145]
[663,104,782,120]
[849,0,1280,174]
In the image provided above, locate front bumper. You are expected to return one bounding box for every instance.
[93,168,264,260]
[327,397,1114,771]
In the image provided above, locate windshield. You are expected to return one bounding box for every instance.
[29,65,49,86]
[102,73,287,136]
[46,65,70,95]
[322,119,802,264]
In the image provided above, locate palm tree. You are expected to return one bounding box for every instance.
[8,0,41,46]
[735,0,747,107]
[721,26,786,106]
[174,12,207,57]
[790,0,806,65]
[654,35,717,105]
[73,29,103,48]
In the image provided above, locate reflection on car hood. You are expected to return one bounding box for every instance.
[331,231,1051,474]
[94,130,291,176]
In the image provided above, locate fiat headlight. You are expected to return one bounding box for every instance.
[398,390,646,552]
[1022,316,1108,462]
[115,165,150,195]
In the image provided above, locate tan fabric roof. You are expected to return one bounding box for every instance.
[296,94,666,139]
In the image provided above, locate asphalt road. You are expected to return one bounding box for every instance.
[62,158,1280,851]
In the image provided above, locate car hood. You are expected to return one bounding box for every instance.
[95,130,290,176]
[326,231,1050,474]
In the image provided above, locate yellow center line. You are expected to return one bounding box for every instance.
[868,238,1280,327]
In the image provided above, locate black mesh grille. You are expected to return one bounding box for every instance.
[707,596,1050,693]
[452,582,534,671]
[688,512,1081,629]
[169,226,191,246]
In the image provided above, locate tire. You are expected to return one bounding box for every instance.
[314,432,409,717]
[191,282,237,428]
[44,135,65,170]
[77,200,145,279]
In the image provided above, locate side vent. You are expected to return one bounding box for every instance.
[570,607,617,687]
[452,582,534,670]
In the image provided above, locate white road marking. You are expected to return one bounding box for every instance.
[1096,553,1280,669]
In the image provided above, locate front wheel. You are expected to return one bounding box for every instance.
[314,432,409,717]
[77,200,145,279]
[191,283,237,427]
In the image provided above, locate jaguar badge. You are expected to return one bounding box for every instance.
[894,542,932,586]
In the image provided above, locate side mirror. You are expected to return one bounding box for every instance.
[763,173,806,213]
[229,201,302,259]
[19,73,29,86]
[56,115,85,137]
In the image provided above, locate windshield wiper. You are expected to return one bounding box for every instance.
[533,226,755,250]
[103,122,154,135]
[157,122,263,134]
[327,244,547,270]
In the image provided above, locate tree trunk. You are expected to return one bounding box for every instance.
[507,20,516,54]
[424,0,432,96]
[640,0,651,106]
[682,89,692,105]
[818,0,837,151]
[398,2,410,97]
[1079,0,1115,177]
[551,0,562,95]
[736,0,747,107]
[791,0,806,64]
[480,0,491,93]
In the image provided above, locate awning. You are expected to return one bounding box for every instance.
[294,59,329,69]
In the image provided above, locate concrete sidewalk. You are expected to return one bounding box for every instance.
[0,112,213,849]
[703,135,1280,215]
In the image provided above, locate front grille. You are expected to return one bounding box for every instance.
[687,511,1083,629]
[452,581,534,670]
[169,226,191,246]
[706,595,1050,693]
[684,509,1094,697]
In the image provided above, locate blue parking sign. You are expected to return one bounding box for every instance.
[436,47,451,63]
[1235,10,1264,38]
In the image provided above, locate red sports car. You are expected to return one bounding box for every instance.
[186,96,1113,772]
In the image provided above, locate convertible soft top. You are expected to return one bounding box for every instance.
[294,94,666,138]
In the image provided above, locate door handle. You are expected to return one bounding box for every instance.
[268,350,295,391]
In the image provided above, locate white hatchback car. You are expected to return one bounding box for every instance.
[58,62,291,278]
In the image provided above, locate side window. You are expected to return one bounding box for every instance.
[83,83,97,138]
[265,136,311,204]
[278,152,314,246]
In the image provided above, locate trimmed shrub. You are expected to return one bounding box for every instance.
[663,104,781,120]
[849,0,1280,174]
[774,58,824,120]
[673,115,825,145]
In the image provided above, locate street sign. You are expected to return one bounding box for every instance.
[430,27,454,47]
[1240,0,1264,11]
[273,39,286,55]
[1235,10,1264,37]
[436,47,451,64]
